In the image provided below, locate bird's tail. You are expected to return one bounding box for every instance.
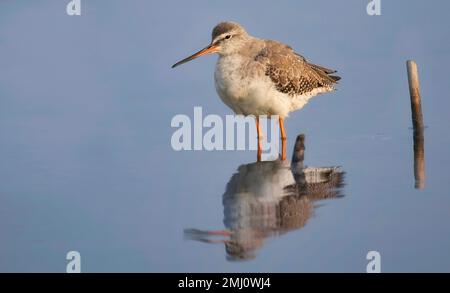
[308,62,341,84]
[329,75,341,82]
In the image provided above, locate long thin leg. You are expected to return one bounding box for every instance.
[279,117,287,161]
[256,116,262,162]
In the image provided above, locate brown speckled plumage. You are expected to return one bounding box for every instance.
[254,40,340,96]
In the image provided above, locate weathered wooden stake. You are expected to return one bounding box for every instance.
[407,60,424,129]
[406,60,425,189]
[291,134,305,183]
[291,134,305,165]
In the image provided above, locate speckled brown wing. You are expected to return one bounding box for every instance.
[255,40,340,96]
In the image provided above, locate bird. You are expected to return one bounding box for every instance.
[172,21,340,161]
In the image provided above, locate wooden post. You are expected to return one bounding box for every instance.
[291,134,305,182]
[406,60,425,189]
[407,60,424,129]
[291,134,305,165]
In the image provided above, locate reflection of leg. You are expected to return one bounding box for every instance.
[256,116,262,162]
[279,117,287,161]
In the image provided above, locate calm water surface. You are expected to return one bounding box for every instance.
[1,0,450,272]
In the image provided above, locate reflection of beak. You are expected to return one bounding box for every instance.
[172,43,220,68]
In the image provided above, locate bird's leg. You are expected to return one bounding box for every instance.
[256,116,262,162]
[279,117,287,161]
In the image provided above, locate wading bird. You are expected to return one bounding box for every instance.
[172,22,340,161]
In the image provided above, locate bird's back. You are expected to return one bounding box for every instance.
[254,39,340,96]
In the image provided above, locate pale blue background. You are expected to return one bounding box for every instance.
[0,0,450,272]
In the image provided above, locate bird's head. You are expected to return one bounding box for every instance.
[172,21,248,68]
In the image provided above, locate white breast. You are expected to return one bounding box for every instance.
[214,55,249,114]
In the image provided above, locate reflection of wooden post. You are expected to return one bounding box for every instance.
[413,128,425,189]
[406,60,425,189]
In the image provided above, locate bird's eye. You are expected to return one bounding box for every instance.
[225,35,232,40]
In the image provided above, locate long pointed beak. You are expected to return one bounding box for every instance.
[172,43,220,68]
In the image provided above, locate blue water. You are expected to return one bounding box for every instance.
[1,0,450,272]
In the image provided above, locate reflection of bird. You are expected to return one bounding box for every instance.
[184,135,345,261]
[172,22,340,161]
